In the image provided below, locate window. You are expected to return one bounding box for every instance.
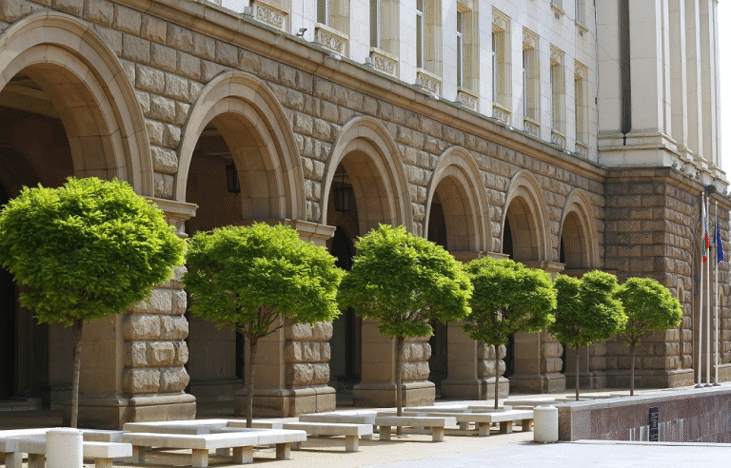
[456,11,464,87]
[575,0,586,26]
[371,0,381,48]
[550,48,565,134]
[317,0,329,25]
[574,62,588,148]
[492,10,510,111]
[523,30,539,122]
[416,0,425,69]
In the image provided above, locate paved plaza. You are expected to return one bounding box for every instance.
[3,387,731,468]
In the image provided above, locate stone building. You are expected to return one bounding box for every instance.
[0,0,728,428]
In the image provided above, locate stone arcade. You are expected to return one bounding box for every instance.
[0,0,728,428]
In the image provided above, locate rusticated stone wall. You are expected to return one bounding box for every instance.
[122,266,190,395]
[285,322,332,388]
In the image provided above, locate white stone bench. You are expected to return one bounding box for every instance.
[415,410,534,436]
[122,426,306,467]
[374,416,457,442]
[283,422,372,452]
[299,411,378,426]
[0,433,131,468]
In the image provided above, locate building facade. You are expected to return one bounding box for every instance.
[0,0,728,427]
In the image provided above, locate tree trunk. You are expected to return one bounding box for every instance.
[70,319,83,428]
[494,345,500,410]
[630,344,635,397]
[575,347,580,401]
[396,336,404,417]
[245,335,258,428]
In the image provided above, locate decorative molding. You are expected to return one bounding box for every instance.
[523,30,537,50]
[551,48,563,65]
[417,69,442,95]
[575,142,588,157]
[493,104,511,125]
[369,48,399,77]
[552,130,566,148]
[492,10,508,32]
[315,23,349,55]
[252,1,287,31]
[457,89,478,111]
[524,119,540,137]
[574,64,586,80]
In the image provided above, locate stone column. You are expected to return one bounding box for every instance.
[72,199,197,429]
[354,320,434,407]
[234,322,336,417]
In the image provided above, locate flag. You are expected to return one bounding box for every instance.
[716,216,725,264]
[702,199,709,262]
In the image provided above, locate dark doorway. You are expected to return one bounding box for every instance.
[329,227,360,388]
[0,179,15,400]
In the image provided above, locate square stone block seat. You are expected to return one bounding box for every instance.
[374,416,457,442]
[412,409,534,436]
[0,430,131,468]
[299,410,378,426]
[246,421,372,452]
[502,398,557,408]
[121,422,306,468]
[404,405,470,413]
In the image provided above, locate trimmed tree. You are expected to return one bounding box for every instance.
[182,222,343,427]
[0,177,185,427]
[462,257,556,409]
[616,277,683,396]
[337,224,472,415]
[549,271,626,401]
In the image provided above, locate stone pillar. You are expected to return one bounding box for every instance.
[354,320,434,407]
[234,322,336,417]
[71,199,198,428]
[440,322,509,400]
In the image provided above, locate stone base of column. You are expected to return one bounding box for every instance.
[234,385,336,417]
[565,371,608,390]
[440,377,509,400]
[718,364,731,383]
[509,373,566,393]
[353,380,435,408]
[188,378,243,402]
[604,369,695,389]
[63,393,196,429]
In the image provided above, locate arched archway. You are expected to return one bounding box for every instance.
[501,171,550,262]
[179,72,306,403]
[0,12,147,410]
[425,147,491,254]
[500,171,563,392]
[424,147,490,396]
[322,117,411,230]
[177,71,305,220]
[559,189,599,271]
[0,12,152,195]
[322,117,424,407]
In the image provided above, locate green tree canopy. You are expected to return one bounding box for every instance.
[183,222,343,426]
[338,224,472,414]
[549,270,626,400]
[462,257,556,408]
[0,177,185,427]
[616,277,682,395]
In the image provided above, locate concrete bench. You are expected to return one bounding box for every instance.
[414,410,533,436]
[1,434,131,468]
[283,422,372,452]
[122,426,306,467]
[374,416,457,442]
[299,411,378,426]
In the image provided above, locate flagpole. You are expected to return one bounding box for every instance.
[714,200,721,386]
[706,193,712,387]
[697,192,705,388]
